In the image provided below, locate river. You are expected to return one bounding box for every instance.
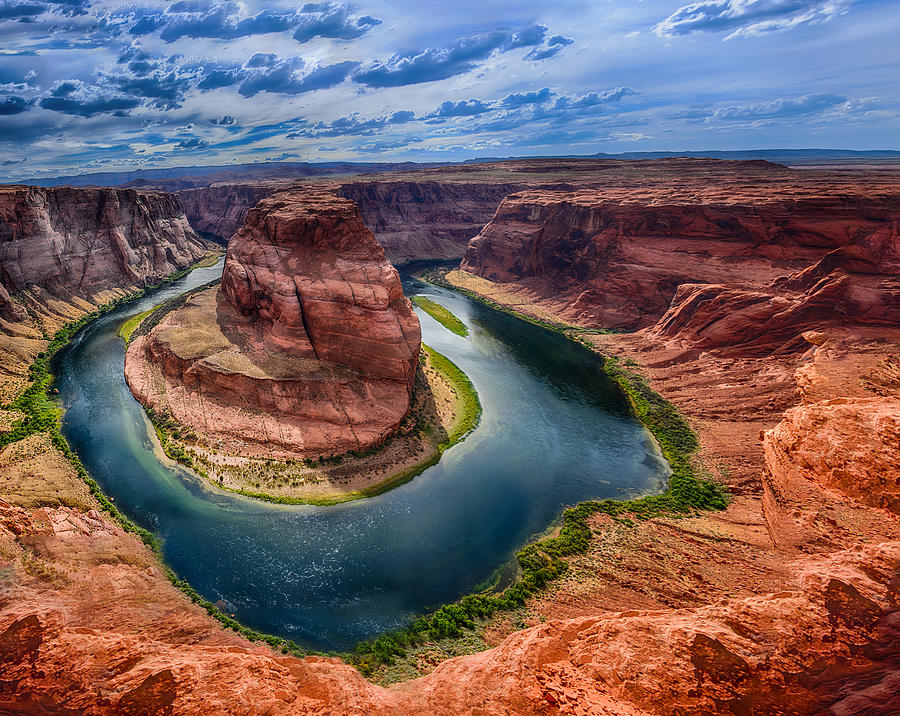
[53,258,668,651]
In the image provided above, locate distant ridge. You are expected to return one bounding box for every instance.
[464,148,900,163]
[15,149,900,188]
[19,161,451,189]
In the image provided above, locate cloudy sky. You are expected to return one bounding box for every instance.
[0,0,897,180]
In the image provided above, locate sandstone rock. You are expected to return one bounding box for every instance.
[126,189,421,457]
[177,183,282,243]
[461,166,900,340]
[0,185,209,324]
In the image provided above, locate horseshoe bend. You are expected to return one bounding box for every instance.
[0,154,899,714]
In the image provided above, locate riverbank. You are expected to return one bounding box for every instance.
[349,271,729,682]
[411,295,469,337]
[1,254,328,666]
[410,266,900,708]
[135,338,481,506]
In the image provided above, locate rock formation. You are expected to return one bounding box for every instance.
[339,180,521,262]
[125,189,421,458]
[461,164,900,346]
[0,185,209,325]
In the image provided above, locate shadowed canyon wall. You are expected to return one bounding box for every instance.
[0,186,209,325]
[176,179,523,260]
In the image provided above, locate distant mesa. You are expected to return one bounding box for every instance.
[125,188,422,460]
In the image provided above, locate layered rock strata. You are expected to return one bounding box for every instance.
[461,171,900,351]
[176,179,521,260]
[177,183,285,243]
[339,180,521,262]
[0,185,209,326]
[125,189,421,458]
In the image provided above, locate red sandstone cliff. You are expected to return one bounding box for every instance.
[461,168,900,344]
[125,189,421,457]
[0,185,210,325]
[176,179,521,261]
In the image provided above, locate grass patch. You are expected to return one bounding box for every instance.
[118,307,154,344]
[422,268,610,336]
[144,343,482,506]
[411,295,469,337]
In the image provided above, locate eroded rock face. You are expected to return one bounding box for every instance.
[762,343,900,548]
[221,190,420,383]
[177,183,282,243]
[340,180,521,262]
[126,189,421,457]
[0,185,209,323]
[461,171,900,343]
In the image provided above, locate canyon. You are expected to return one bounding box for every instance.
[174,177,523,261]
[0,185,212,396]
[125,188,421,460]
[1,158,899,714]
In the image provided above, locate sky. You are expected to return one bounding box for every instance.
[0,0,897,180]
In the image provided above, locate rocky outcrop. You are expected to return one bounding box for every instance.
[762,341,900,548]
[461,169,900,340]
[340,180,521,262]
[220,191,420,382]
[125,189,420,457]
[0,185,209,324]
[3,485,897,715]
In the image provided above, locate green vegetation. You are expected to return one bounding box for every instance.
[118,307,154,344]
[145,343,482,507]
[422,268,610,336]
[0,256,313,659]
[423,345,480,445]
[345,270,728,677]
[411,295,469,337]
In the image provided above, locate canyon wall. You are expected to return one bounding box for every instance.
[462,185,900,342]
[125,189,421,457]
[177,183,284,243]
[176,179,521,260]
[0,185,210,326]
[339,180,521,262]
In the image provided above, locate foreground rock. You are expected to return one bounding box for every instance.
[125,189,421,458]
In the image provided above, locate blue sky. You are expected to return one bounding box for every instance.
[0,0,897,180]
